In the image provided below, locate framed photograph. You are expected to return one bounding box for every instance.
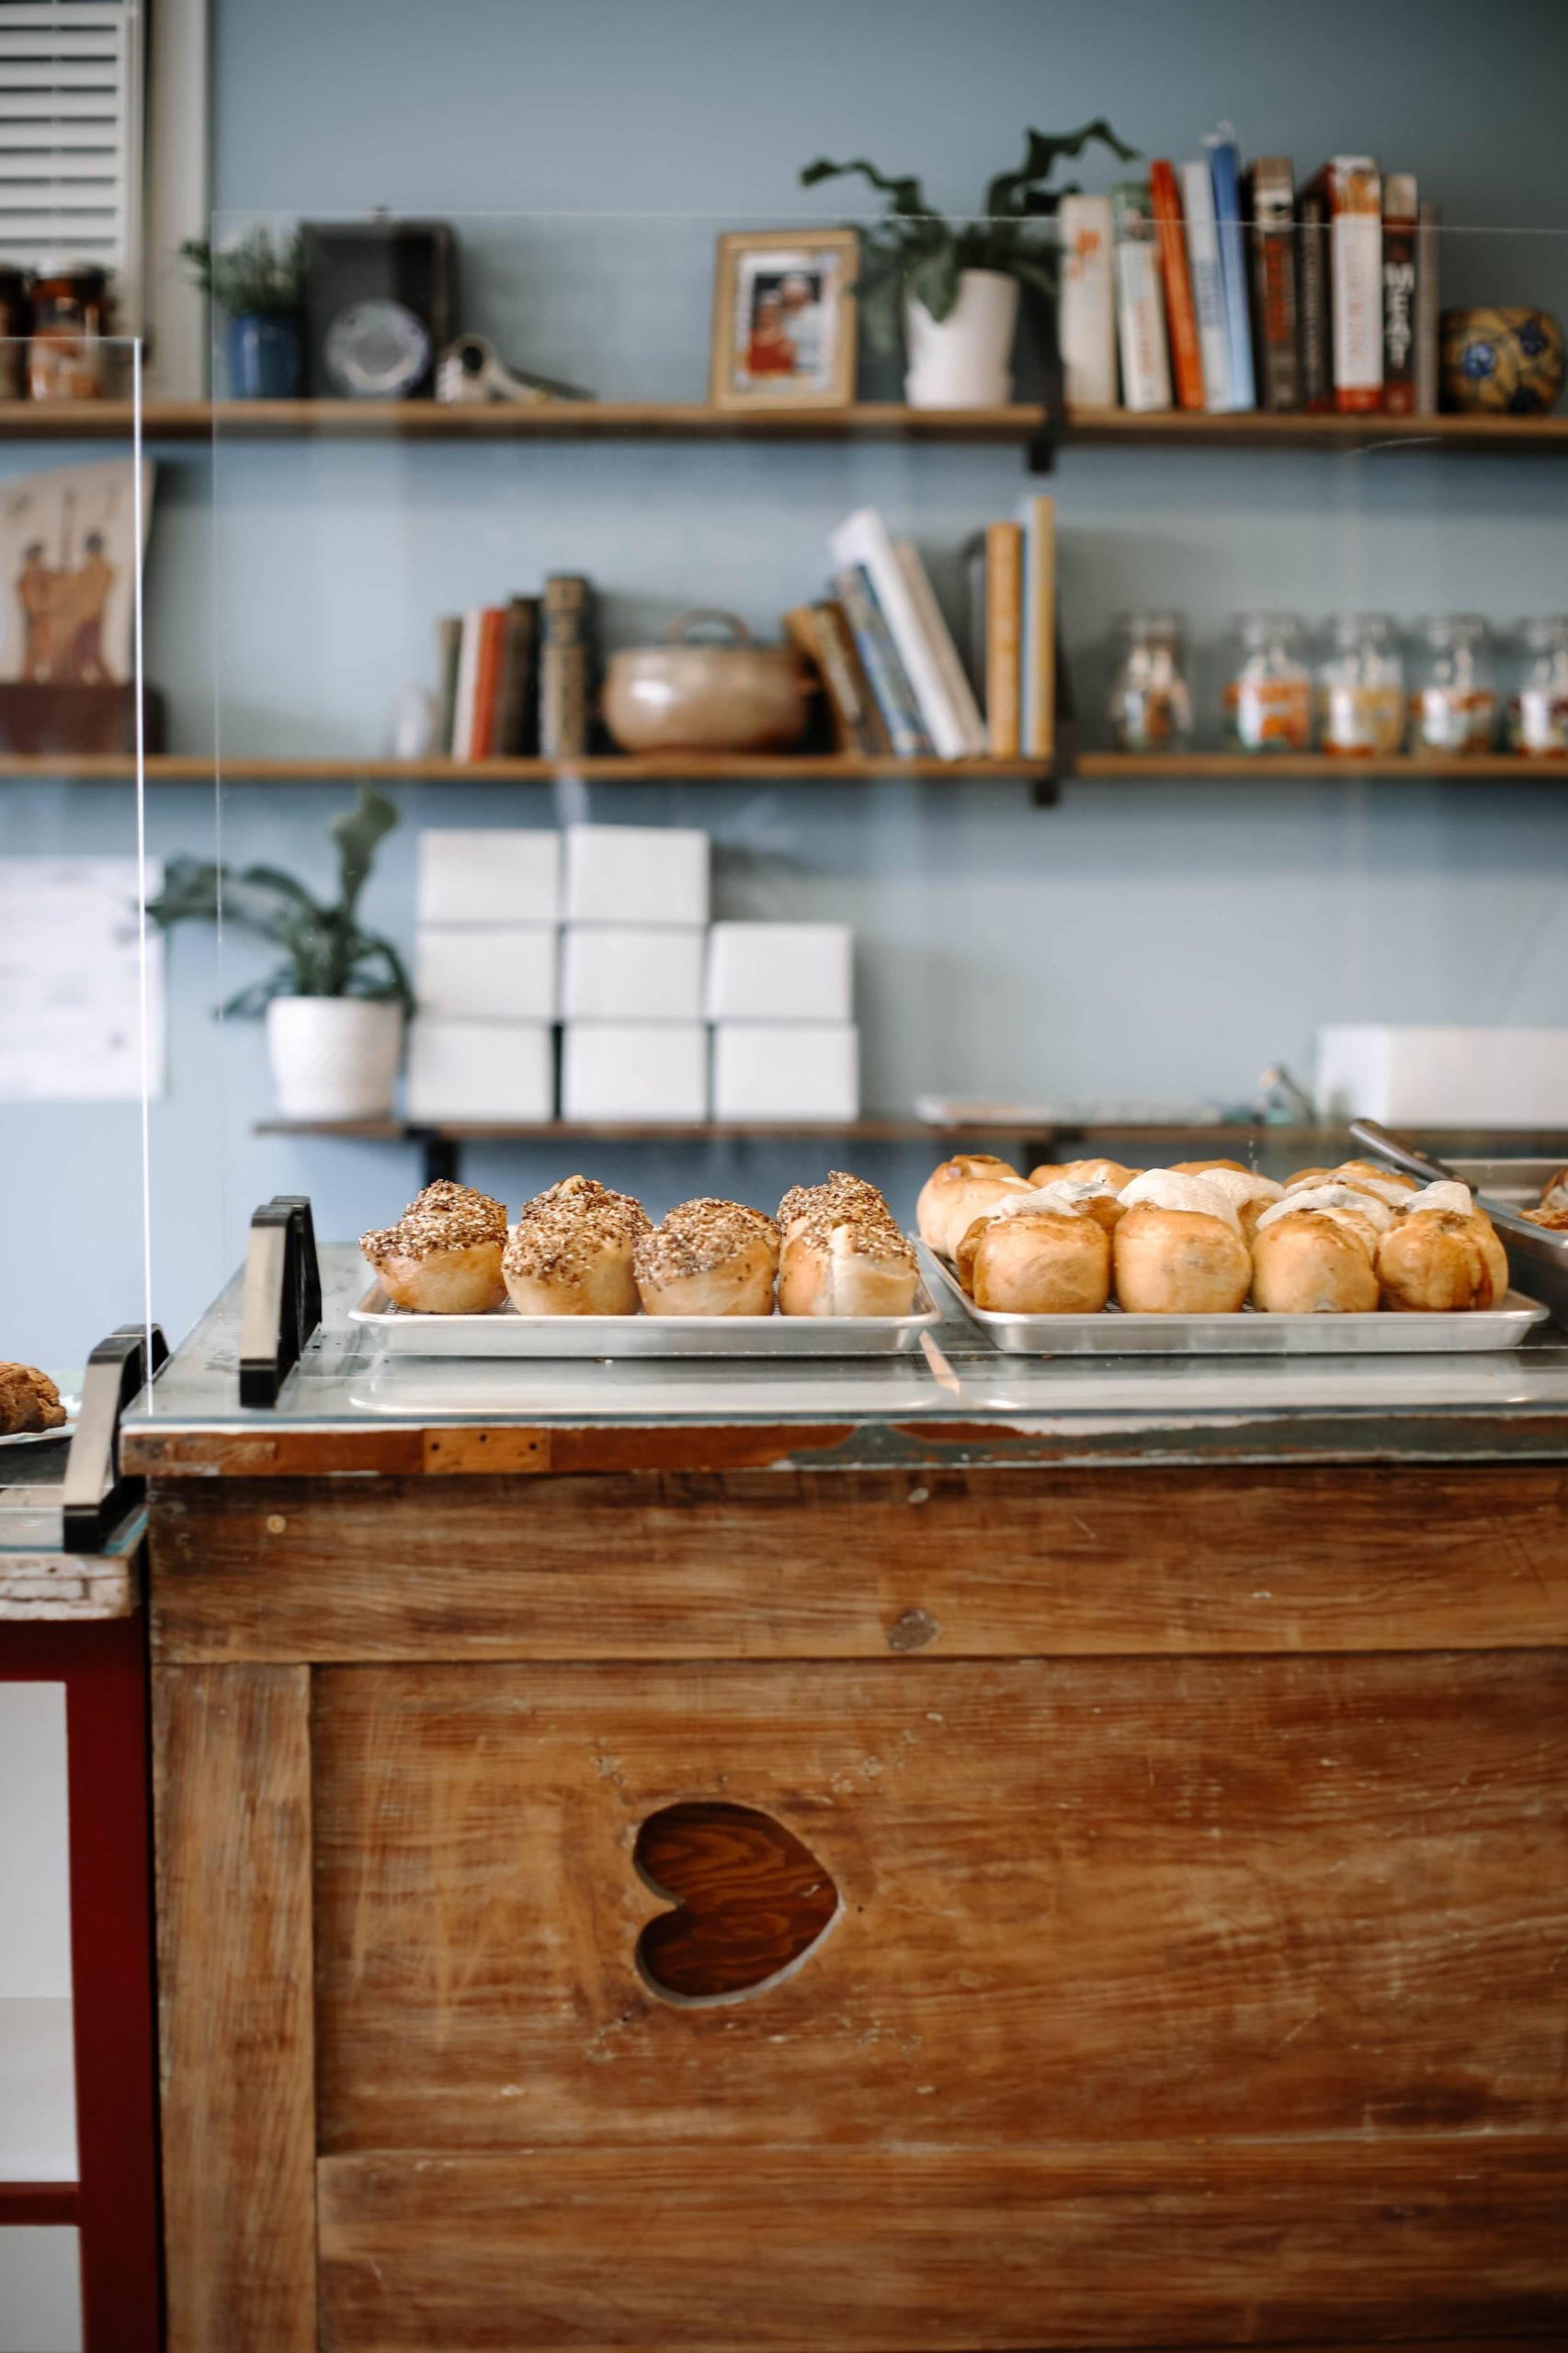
[709,228,858,411]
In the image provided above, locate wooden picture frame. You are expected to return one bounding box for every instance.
[709,228,858,412]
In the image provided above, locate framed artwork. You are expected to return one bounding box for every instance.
[709,228,858,411]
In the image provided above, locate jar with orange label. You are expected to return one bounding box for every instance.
[1318,614,1405,756]
[28,257,108,400]
[1222,612,1312,751]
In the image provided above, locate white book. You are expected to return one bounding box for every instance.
[450,608,483,761]
[1179,161,1233,411]
[1112,209,1172,412]
[1056,194,1117,409]
[828,508,969,759]
[892,540,987,756]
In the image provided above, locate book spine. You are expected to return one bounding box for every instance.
[1298,188,1333,412]
[451,608,483,761]
[782,606,844,750]
[468,607,507,759]
[494,595,539,756]
[984,522,1023,760]
[830,508,967,757]
[1056,195,1117,409]
[1017,493,1056,761]
[835,565,931,757]
[435,615,462,754]
[1148,160,1205,409]
[818,598,891,754]
[1415,199,1441,415]
[1206,134,1256,408]
[539,573,593,758]
[1312,157,1383,411]
[1180,161,1232,410]
[1111,180,1173,413]
[1248,159,1301,411]
[893,541,988,755]
[1381,174,1418,416]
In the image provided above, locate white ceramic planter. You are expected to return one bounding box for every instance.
[266,996,403,1120]
[903,269,1019,408]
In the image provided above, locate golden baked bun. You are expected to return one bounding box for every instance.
[361,1178,508,1314]
[966,1210,1111,1314]
[0,1364,67,1435]
[1187,1165,1285,1243]
[1250,1186,1389,1314]
[503,1175,651,1315]
[1027,1157,1142,1191]
[778,1172,918,1316]
[1113,1171,1251,1314]
[1170,1157,1252,1176]
[634,1199,779,1316]
[953,1179,1122,1291]
[1377,1183,1510,1313]
[915,1155,1024,1256]
[1286,1161,1416,1208]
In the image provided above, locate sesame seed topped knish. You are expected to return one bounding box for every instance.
[361,1179,507,1266]
[634,1198,779,1284]
[503,1176,652,1282]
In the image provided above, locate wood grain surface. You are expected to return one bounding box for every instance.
[150,1462,1568,1664]
[312,1652,1568,2155]
[316,2138,1568,2349]
[154,1665,318,2352]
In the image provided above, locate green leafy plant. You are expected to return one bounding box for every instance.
[801,121,1137,355]
[147,787,414,1017]
[177,224,310,317]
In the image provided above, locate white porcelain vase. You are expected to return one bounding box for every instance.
[266,996,403,1120]
[903,269,1020,408]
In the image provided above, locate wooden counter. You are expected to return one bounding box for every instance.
[135,1253,1568,2350]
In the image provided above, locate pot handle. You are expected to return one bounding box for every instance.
[666,608,753,645]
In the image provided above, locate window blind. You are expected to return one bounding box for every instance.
[0,2,144,313]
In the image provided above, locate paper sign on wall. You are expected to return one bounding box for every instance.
[0,858,165,1100]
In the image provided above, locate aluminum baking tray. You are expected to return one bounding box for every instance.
[350,1278,941,1358]
[920,1248,1548,1358]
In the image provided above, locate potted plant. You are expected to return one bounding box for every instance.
[179,224,311,399]
[147,786,414,1120]
[801,121,1135,408]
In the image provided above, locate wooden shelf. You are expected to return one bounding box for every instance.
[2,397,1564,451]
[1074,753,1565,780]
[257,1118,1568,1153]
[0,752,1052,785]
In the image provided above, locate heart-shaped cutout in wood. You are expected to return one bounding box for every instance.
[634,1801,841,2004]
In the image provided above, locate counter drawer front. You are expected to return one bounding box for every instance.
[316,2139,1568,2351]
[312,1652,1568,2154]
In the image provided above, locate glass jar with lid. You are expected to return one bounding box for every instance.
[1317,613,1405,756]
[28,256,108,400]
[1106,611,1193,753]
[1506,617,1568,757]
[1407,614,1496,754]
[1222,611,1312,751]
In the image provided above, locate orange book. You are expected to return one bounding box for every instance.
[1149,160,1205,410]
[984,522,1022,758]
[467,606,507,758]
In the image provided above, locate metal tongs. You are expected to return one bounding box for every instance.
[1350,1117,1568,1329]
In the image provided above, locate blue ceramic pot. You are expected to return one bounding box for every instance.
[226,312,302,399]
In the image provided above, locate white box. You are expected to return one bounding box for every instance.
[712,1022,859,1120]
[563,824,710,927]
[561,926,705,1020]
[416,926,559,1020]
[1316,1025,1568,1127]
[417,829,561,926]
[562,1022,708,1120]
[406,1017,554,1120]
[704,922,853,1022]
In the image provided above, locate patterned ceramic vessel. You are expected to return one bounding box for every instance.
[1440,306,1565,415]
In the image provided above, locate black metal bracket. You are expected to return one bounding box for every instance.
[62,1323,169,1555]
[239,1196,323,1406]
[410,1127,461,1189]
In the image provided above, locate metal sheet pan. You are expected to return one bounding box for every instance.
[1348,1124,1568,1332]
[920,1249,1548,1358]
[349,1279,941,1359]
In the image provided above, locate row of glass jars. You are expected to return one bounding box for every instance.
[1108,612,1568,757]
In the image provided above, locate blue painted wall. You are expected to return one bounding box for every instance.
[5,0,1568,1363]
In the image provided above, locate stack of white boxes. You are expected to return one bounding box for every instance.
[708,921,858,1120]
[561,824,710,1119]
[409,830,561,1120]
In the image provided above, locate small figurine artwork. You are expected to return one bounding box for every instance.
[0,458,154,687]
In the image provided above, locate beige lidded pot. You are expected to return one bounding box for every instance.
[603,609,810,754]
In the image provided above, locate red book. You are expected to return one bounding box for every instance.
[467,606,507,758]
[1149,159,1205,410]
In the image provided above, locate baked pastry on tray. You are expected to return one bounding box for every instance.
[635,1199,779,1316]
[0,1364,68,1435]
[778,1172,918,1317]
[503,1176,652,1316]
[361,1179,508,1314]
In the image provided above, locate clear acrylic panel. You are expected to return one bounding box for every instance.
[143,212,1568,1376]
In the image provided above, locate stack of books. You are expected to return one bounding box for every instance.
[435,574,598,760]
[788,498,1058,765]
[1060,133,1437,418]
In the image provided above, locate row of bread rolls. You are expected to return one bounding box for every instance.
[919,1152,1511,1315]
[362,1172,919,1318]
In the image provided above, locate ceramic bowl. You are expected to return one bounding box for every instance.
[603,610,809,755]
